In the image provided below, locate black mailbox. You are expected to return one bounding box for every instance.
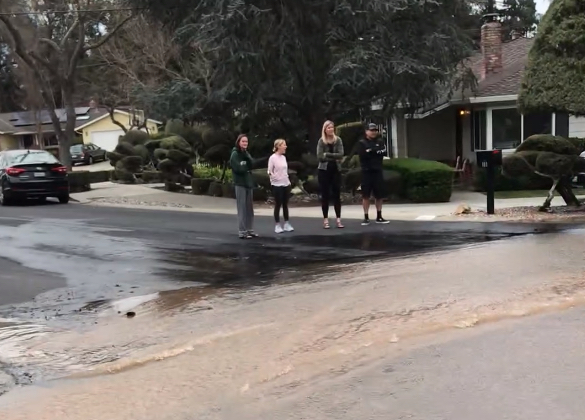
[476,149,502,168]
[475,149,502,215]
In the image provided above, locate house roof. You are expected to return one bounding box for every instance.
[469,36,534,98]
[74,109,162,131]
[0,107,110,135]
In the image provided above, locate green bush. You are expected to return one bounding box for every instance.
[382,170,403,197]
[191,178,213,195]
[207,181,223,197]
[252,169,271,190]
[383,158,453,203]
[87,170,112,184]
[192,164,225,180]
[120,130,149,146]
[303,177,319,194]
[68,171,91,192]
[141,170,162,183]
[335,122,364,157]
[568,137,585,153]
[222,182,236,198]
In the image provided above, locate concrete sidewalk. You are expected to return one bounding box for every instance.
[70,182,585,221]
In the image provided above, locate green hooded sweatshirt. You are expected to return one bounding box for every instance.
[229,147,255,189]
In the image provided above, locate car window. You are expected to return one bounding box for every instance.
[6,151,60,165]
[70,144,83,153]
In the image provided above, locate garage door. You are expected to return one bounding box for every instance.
[91,130,125,152]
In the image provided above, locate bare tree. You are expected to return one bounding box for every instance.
[98,14,218,124]
[0,0,132,168]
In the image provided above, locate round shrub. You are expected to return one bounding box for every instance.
[384,158,453,203]
[191,178,213,195]
[303,177,319,194]
[222,183,236,198]
[207,181,223,197]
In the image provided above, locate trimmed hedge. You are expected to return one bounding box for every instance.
[383,158,453,203]
[68,171,91,193]
[335,122,364,156]
[87,170,112,184]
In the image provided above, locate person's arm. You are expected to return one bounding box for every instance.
[374,141,387,156]
[326,137,345,160]
[316,138,328,162]
[358,140,371,157]
[267,155,275,176]
[230,150,248,175]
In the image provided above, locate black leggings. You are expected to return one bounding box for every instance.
[272,186,289,223]
[318,169,341,219]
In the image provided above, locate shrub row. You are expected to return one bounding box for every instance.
[382,158,454,203]
[191,178,268,201]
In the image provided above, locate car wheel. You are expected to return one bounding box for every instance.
[88,156,94,165]
[58,195,70,204]
[0,187,11,206]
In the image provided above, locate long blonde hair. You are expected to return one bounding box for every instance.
[321,120,337,144]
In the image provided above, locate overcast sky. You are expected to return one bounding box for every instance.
[536,0,550,14]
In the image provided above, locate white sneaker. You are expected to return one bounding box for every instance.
[283,222,294,232]
[275,224,284,234]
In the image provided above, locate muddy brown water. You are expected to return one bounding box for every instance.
[0,223,582,402]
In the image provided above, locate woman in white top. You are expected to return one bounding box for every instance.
[268,139,294,234]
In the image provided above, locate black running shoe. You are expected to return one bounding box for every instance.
[376,217,390,224]
[361,218,370,226]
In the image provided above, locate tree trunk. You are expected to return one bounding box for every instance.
[60,88,76,170]
[555,176,581,207]
[539,178,559,212]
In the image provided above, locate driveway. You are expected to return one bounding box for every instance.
[72,160,112,172]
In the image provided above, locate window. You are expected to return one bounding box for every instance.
[492,108,522,150]
[43,134,58,147]
[471,110,486,151]
[70,144,84,153]
[524,112,552,138]
[5,151,59,165]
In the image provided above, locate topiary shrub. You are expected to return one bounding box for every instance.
[141,170,162,183]
[106,141,144,184]
[303,177,319,194]
[343,169,362,194]
[156,135,194,191]
[222,182,236,198]
[68,171,91,192]
[251,169,271,190]
[383,158,453,203]
[191,178,213,195]
[120,130,149,146]
[207,181,223,197]
[253,187,268,202]
[502,134,583,210]
[335,122,364,158]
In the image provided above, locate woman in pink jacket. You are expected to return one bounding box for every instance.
[268,139,294,234]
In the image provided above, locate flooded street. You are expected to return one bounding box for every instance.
[0,204,584,418]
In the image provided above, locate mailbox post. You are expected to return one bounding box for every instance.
[476,149,503,215]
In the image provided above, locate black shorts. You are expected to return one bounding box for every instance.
[361,170,384,199]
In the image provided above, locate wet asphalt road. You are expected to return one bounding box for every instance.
[248,306,585,420]
[0,201,579,311]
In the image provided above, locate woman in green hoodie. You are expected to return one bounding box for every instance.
[230,134,257,239]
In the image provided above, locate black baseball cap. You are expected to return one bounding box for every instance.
[366,123,379,131]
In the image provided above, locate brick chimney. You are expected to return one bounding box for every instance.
[480,18,503,79]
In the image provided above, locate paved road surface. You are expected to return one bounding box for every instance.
[0,201,584,419]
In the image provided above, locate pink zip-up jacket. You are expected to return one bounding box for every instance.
[268,153,291,187]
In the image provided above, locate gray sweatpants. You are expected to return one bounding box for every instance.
[235,186,254,235]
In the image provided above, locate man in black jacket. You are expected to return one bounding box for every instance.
[358,123,390,225]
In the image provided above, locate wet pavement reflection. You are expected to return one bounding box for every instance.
[0,214,581,395]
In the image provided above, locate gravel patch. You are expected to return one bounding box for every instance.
[91,197,193,209]
[444,206,585,223]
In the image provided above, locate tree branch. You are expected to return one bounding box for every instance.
[60,18,80,49]
[84,15,134,52]
[39,38,61,53]
[67,18,86,80]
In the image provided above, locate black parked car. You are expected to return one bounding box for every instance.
[0,149,69,205]
[70,143,107,165]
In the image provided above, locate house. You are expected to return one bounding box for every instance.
[386,18,584,164]
[0,102,161,153]
[75,105,161,152]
